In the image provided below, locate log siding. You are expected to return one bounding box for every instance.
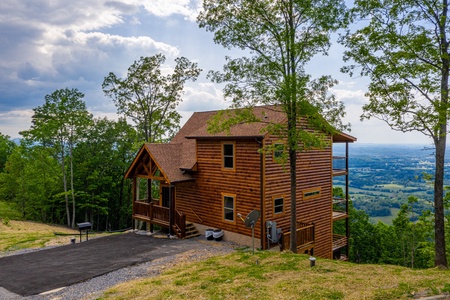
[263,134,334,258]
[176,139,263,238]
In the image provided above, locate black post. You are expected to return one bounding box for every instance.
[345,142,350,255]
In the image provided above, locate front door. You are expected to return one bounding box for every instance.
[161,186,170,208]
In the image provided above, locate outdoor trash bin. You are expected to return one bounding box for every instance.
[213,229,223,241]
[205,228,214,240]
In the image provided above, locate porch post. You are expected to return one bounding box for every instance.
[146,178,151,231]
[168,185,174,236]
[132,177,137,230]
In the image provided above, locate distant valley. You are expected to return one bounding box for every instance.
[333,143,450,224]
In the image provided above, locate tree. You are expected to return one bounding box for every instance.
[198,0,348,252]
[102,54,201,143]
[341,0,450,267]
[0,133,15,173]
[0,142,61,222]
[74,117,139,230]
[21,88,92,228]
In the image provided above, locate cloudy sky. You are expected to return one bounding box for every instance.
[0,0,432,144]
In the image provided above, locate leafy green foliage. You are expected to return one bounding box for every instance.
[1,93,139,231]
[102,54,201,143]
[21,88,93,228]
[0,133,15,173]
[347,200,438,268]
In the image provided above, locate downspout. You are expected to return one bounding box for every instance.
[256,138,265,250]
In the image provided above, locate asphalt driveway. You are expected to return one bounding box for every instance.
[0,233,198,296]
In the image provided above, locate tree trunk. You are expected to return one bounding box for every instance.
[289,147,297,252]
[62,145,70,227]
[70,142,76,228]
[434,135,447,267]
[288,0,298,253]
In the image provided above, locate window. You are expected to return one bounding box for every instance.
[222,142,235,170]
[222,193,236,222]
[273,196,284,215]
[302,188,321,201]
[273,143,284,161]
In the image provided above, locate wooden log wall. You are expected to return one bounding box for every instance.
[175,139,263,239]
[176,130,334,259]
[264,133,333,259]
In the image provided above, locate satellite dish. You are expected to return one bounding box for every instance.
[244,210,260,228]
[239,210,260,255]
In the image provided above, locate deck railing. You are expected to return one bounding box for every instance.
[282,222,315,254]
[332,234,348,251]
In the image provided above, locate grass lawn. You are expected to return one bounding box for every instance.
[100,250,450,300]
[0,220,81,252]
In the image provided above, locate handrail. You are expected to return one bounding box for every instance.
[175,210,186,238]
[190,208,203,223]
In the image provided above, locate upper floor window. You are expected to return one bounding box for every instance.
[273,143,285,161]
[222,142,235,170]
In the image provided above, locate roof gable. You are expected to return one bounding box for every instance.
[125,144,194,183]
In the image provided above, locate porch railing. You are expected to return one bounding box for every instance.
[175,210,186,238]
[133,200,186,238]
[282,222,315,254]
[133,201,169,226]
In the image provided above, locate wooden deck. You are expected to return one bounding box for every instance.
[332,234,348,251]
[332,211,348,221]
[332,169,348,176]
[282,223,315,254]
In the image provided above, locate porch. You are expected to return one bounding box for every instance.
[133,200,199,239]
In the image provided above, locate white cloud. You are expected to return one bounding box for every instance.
[0,110,33,138]
[333,88,367,106]
[180,82,228,112]
[138,0,202,22]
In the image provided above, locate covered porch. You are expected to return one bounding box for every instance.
[125,144,198,239]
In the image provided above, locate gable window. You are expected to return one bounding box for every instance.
[222,142,235,170]
[273,196,284,215]
[222,193,236,222]
[273,143,284,161]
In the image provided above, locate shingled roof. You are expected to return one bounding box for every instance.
[126,105,356,183]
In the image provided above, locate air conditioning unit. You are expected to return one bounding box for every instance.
[266,221,281,243]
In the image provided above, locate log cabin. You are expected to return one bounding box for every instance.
[125,105,356,259]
